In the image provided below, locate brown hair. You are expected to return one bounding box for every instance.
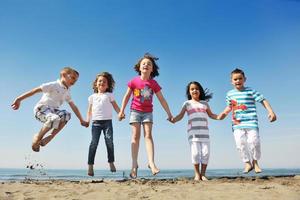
[134,53,159,78]
[92,72,115,93]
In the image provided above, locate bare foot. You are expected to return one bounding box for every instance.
[31,134,40,152]
[243,162,253,173]
[253,160,262,173]
[194,173,201,181]
[88,165,94,176]
[201,176,209,181]
[148,164,160,175]
[130,167,138,179]
[109,162,116,172]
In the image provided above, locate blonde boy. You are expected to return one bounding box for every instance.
[11,67,88,152]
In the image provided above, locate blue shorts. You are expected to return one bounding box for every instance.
[129,110,153,124]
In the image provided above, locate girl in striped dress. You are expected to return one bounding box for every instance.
[172,81,224,181]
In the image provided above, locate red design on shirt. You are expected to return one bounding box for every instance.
[230,100,247,125]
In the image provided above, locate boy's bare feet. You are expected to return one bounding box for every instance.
[201,176,209,181]
[243,162,253,173]
[32,134,40,152]
[194,173,201,181]
[88,165,94,176]
[109,162,116,172]
[253,160,262,173]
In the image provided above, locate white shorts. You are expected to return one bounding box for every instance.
[233,128,261,162]
[189,141,210,165]
[34,105,71,129]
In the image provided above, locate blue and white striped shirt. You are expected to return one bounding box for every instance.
[226,87,264,130]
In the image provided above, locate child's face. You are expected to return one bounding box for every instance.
[139,58,153,75]
[62,72,78,88]
[231,73,246,90]
[189,83,200,101]
[96,76,108,93]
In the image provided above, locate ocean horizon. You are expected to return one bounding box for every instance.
[1,168,300,182]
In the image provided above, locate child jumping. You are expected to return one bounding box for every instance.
[171,81,224,181]
[118,53,173,179]
[11,67,88,152]
[86,72,120,176]
[220,68,276,173]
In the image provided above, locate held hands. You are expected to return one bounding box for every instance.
[80,120,89,127]
[118,112,125,121]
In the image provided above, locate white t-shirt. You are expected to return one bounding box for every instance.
[88,92,115,120]
[34,79,72,112]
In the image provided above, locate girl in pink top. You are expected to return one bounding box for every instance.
[119,53,173,179]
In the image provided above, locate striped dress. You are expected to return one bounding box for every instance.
[226,87,265,130]
[183,100,210,142]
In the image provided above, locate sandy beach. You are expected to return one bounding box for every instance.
[1,175,299,200]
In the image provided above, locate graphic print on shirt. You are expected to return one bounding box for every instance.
[133,85,153,103]
[230,99,248,125]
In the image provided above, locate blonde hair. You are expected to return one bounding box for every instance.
[60,67,79,77]
[92,72,115,93]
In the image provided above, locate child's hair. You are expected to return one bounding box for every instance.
[231,68,245,78]
[93,72,115,93]
[186,81,213,102]
[134,53,159,78]
[60,67,79,77]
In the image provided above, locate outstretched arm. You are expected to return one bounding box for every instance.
[69,101,89,127]
[118,87,131,121]
[172,107,186,123]
[217,106,231,120]
[112,100,121,114]
[261,99,277,122]
[11,87,42,110]
[206,106,219,120]
[155,91,173,121]
[86,103,93,126]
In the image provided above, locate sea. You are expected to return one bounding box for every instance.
[1,168,300,182]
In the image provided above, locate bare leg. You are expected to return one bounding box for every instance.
[193,164,201,180]
[200,164,208,181]
[40,120,66,147]
[143,122,160,175]
[32,125,52,152]
[130,123,141,178]
[253,160,262,173]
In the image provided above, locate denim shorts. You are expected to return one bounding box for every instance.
[129,110,153,124]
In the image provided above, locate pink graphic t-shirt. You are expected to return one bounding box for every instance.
[128,76,161,112]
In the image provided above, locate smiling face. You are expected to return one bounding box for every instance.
[96,75,109,93]
[139,58,153,77]
[61,71,78,88]
[231,72,246,90]
[189,83,200,101]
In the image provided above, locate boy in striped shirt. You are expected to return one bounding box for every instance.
[220,68,276,173]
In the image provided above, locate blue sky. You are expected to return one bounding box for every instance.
[1,0,300,170]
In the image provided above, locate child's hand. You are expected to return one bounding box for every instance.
[11,99,21,110]
[118,112,125,121]
[167,115,175,123]
[268,112,277,122]
[81,120,89,127]
[217,112,227,120]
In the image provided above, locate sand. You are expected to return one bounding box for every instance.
[1,175,300,200]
